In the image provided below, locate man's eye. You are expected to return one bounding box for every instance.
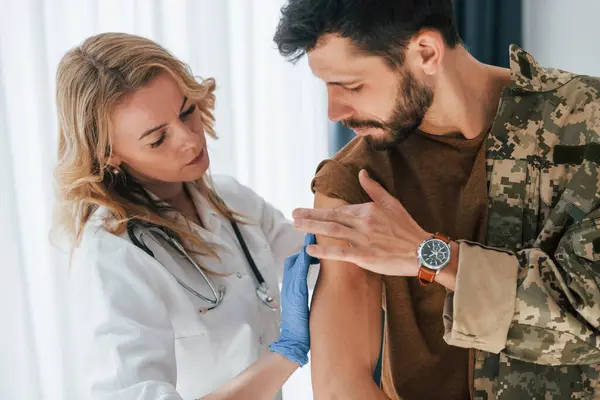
[346,85,363,93]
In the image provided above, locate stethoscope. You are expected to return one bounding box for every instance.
[127,219,277,313]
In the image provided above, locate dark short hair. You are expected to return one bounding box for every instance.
[273,0,461,66]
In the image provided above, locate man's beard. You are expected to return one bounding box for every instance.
[343,70,433,150]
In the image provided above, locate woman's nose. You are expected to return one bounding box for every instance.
[174,121,202,152]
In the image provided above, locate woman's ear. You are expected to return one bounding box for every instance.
[107,154,123,171]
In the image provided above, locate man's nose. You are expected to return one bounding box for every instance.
[327,95,354,122]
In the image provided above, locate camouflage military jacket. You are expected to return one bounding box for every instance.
[444,45,600,399]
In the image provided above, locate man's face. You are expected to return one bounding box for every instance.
[308,34,433,149]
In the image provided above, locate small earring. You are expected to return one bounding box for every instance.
[111,167,120,175]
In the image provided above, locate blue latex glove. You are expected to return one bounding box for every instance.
[269,233,318,367]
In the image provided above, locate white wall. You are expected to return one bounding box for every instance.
[523,0,600,76]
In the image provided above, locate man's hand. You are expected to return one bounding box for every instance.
[293,170,458,289]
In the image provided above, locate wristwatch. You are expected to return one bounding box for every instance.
[417,232,452,285]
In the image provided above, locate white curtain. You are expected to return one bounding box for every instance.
[0,1,328,399]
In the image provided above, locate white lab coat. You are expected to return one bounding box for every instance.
[69,175,305,400]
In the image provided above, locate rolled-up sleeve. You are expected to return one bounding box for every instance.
[443,241,519,353]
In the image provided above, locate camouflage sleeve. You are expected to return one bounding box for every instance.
[443,211,600,365]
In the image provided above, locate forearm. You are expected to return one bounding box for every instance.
[202,352,298,400]
[311,308,388,400]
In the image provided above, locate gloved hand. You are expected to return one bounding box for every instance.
[269,233,318,367]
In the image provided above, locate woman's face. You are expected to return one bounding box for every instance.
[109,72,209,185]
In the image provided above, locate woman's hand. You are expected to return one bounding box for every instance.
[269,234,318,367]
[203,237,317,399]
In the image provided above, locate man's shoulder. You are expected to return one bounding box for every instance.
[509,45,600,118]
[497,71,600,161]
[553,73,600,107]
[543,74,600,146]
[327,135,375,164]
[509,45,600,98]
[312,136,394,204]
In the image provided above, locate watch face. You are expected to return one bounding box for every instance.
[419,239,450,270]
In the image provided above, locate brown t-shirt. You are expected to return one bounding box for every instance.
[311,130,488,400]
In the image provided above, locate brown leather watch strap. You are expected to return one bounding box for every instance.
[433,232,451,243]
[417,267,436,284]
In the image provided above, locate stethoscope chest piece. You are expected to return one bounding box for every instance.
[256,283,278,311]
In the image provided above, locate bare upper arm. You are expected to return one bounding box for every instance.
[313,192,381,294]
[310,192,384,398]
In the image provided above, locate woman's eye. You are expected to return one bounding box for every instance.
[180,104,196,120]
[150,132,166,148]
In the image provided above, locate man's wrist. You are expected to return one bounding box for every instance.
[436,240,459,291]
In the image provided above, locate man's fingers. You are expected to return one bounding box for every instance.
[292,207,361,227]
[358,169,401,212]
[293,219,362,244]
[332,203,373,217]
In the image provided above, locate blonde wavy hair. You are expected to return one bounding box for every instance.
[54,32,240,263]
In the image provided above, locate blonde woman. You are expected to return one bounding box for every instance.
[56,32,316,400]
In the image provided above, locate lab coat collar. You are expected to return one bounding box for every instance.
[88,182,233,252]
[141,182,220,234]
[146,183,225,235]
[184,182,222,236]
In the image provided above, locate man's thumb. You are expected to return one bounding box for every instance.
[358,169,395,210]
